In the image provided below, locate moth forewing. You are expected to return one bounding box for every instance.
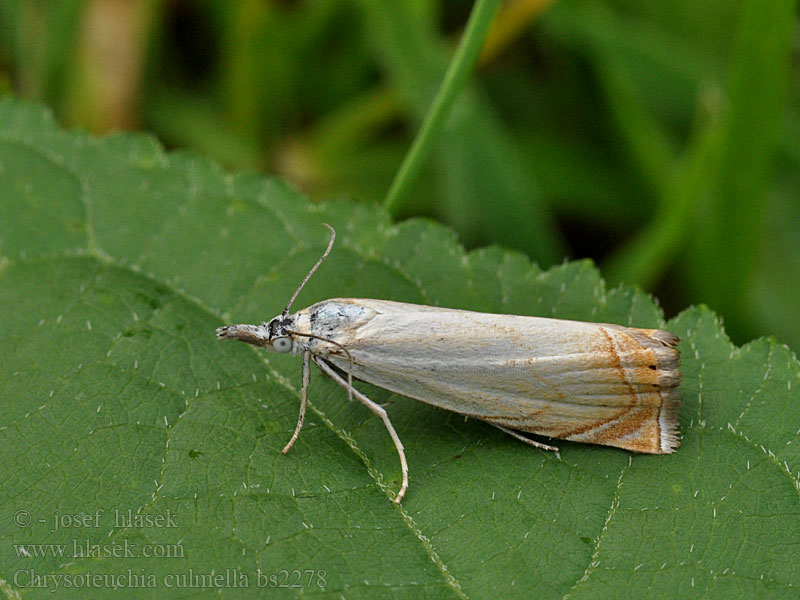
[291,298,681,455]
[216,226,681,504]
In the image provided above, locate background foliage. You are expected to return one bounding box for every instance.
[0,0,797,351]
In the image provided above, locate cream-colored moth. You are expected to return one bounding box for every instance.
[217,225,681,503]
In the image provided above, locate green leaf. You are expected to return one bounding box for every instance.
[2,97,799,599]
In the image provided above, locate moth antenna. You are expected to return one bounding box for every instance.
[282,223,336,317]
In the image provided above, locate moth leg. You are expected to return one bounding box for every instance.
[488,423,560,455]
[313,357,409,504]
[282,349,311,454]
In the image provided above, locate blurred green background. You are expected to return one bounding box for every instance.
[0,0,797,350]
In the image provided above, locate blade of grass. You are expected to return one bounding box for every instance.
[684,0,794,337]
[604,103,723,288]
[382,0,502,215]
[602,0,794,308]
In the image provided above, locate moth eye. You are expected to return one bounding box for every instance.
[272,337,293,354]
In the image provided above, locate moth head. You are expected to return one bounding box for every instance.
[216,314,296,354]
[217,224,336,356]
[266,315,296,354]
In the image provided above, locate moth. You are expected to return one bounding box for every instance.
[217,225,681,503]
